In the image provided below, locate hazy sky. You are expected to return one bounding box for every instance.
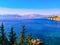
[0,0,60,16]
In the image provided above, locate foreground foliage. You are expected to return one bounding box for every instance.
[0,23,42,45]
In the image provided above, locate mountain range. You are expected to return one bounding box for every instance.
[0,14,54,20]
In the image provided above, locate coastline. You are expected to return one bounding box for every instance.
[48,16,60,21]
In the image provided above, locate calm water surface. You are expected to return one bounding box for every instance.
[0,19,60,45]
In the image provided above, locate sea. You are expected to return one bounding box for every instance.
[0,19,60,45]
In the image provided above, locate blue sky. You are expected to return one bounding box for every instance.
[0,0,60,9]
[0,0,60,16]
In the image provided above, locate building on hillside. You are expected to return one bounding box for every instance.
[48,16,60,21]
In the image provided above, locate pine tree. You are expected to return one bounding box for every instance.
[26,34,32,45]
[4,37,9,45]
[0,23,8,45]
[19,25,25,45]
[9,27,17,45]
[0,36,2,45]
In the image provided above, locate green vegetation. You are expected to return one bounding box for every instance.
[26,34,32,45]
[0,23,9,45]
[0,23,42,45]
[19,25,25,45]
[8,27,17,45]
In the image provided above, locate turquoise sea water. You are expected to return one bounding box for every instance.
[0,19,60,45]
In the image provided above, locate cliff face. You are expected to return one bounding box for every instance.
[48,16,60,21]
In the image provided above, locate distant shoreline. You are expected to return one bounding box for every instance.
[48,16,60,22]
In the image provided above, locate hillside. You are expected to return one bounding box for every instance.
[48,16,60,21]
